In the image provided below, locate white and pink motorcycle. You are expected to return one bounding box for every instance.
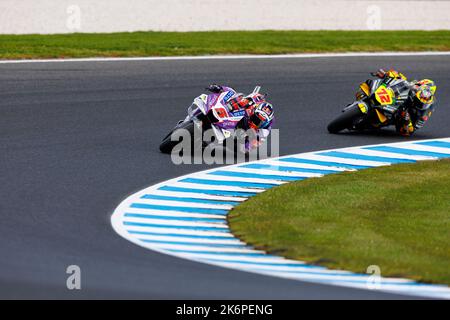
[159,86,270,154]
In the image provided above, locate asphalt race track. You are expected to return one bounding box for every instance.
[1,55,449,299]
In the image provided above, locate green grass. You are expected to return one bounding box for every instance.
[0,30,450,59]
[229,159,450,285]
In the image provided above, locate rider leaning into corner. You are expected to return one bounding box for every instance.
[206,84,275,152]
[356,69,437,136]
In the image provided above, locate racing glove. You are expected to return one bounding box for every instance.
[206,84,223,93]
[415,119,425,129]
[371,69,386,79]
[414,113,430,129]
[244,139,262,152]
[236,131,261,153]
[414,105,434,130]
[371,69,406,80]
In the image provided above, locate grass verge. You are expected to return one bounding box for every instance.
[229,159,450,285]
[1,30,450,60]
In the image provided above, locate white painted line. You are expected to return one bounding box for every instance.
[147,243,259,253]
[123,209,227,220]
[261,160,351,172]
[191,173,286,185]
[123,226,235,238]
[223,166,323,178]
[253,271,407,283]
[123,217,228,228]
[214,262,355,274]
[134,235,245,245]
[342,147,436,161]
[397,143,450,155]
[291,153,390,167]
[1,51,450,64]
[135,198,234,210]
[178,254,294,263]
[150,190,247,202]
[164,182,266,193]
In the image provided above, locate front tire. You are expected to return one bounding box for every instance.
[327,105,364,134]
[159,121,195,154]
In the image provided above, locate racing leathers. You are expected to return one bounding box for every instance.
[206,84,274,151]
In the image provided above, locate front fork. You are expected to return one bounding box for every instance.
[346,100,375,130]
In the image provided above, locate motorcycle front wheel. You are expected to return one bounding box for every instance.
[159,121,195,154]
[327,104,364,134]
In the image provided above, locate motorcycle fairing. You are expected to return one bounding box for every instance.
[359,82,370,96]
[206,90,246,130]
[374,84,395,106]
[375,109,388,123]
[186,89,250,146]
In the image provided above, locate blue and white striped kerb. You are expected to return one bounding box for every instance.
[111,138,450,299]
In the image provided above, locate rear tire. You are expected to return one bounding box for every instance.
[327,105,364,134]
[159,121,195,154]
